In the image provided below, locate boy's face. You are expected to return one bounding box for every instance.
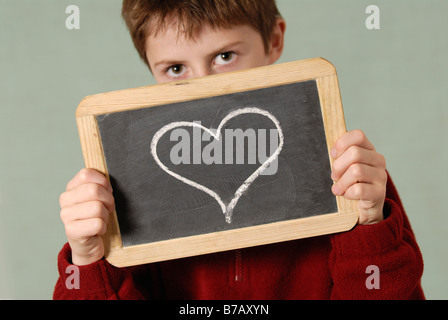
[145,19,286,84]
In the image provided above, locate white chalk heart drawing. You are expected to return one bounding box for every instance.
[150,107,284,224]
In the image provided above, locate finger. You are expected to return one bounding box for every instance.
[66,168,113,193]
[65,218,108,241]
[339,182,385,203]
[331,129,375,159]
[332,163,386,196]
[60,182,115,213]
[344,183,386,225]
[60,201,110,225]
[331,146,386,181]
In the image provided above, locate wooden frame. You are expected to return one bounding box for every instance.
[76,57,358,267]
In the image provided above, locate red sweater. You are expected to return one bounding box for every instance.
[53,175,424,300]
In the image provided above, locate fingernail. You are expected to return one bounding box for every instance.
[331,147,337,158]
[332,184,340,195]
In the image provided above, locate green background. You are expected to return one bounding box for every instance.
[0,0,446,299]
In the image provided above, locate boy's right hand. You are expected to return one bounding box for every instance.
[59,168,115,266]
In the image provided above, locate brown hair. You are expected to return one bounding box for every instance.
[122,0,281,68]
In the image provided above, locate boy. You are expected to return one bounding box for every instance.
[54,0,424,299]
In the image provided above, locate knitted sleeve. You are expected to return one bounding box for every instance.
[53,242,150,300]
[329,173,425,299]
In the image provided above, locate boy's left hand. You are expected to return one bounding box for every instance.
[330,130,387,225]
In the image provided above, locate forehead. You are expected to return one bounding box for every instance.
[145,22,262,60]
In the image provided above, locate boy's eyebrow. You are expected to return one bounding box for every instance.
[152,41,245,69]
[153,59,187,69]
[208,41,245,58]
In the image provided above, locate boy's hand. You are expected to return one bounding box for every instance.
[59,168,115,265]
[330,130,387,225]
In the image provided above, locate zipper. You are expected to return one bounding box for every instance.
[234,249,243,282]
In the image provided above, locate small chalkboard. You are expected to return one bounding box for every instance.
[76,58,358,267]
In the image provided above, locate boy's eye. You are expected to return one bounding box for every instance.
[214,52,236,65]
[167,64,185,77]
[220,52,233,61]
